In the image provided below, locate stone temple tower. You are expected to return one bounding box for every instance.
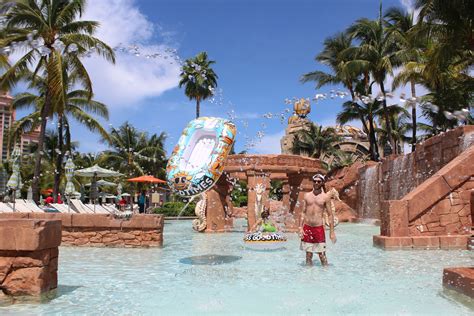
[280,98,312,154]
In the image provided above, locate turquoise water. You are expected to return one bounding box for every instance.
[1,220,473,315]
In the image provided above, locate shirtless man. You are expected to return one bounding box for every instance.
[299,173,337,266]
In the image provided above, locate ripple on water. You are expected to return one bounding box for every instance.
[0,220,473,315]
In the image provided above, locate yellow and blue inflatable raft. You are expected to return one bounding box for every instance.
[166,117,236,197]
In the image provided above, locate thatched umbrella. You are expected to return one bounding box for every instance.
[64,158,76,213]
[6,146,21,211]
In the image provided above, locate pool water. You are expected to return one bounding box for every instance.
[1,220,473,315]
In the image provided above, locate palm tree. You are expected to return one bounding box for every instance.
[386,7,426,152]
[415,0,474,67]
[179,52,218,118]
[336,99,381,161]
[346,4,400,153]
[301,32,363,100]
[291,123,342,159]
[102,122,167,178]
[10,69,110,201]
[1,0,115,202]
[376,111,412,154]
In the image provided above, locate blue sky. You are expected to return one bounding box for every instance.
[14,0,414,155]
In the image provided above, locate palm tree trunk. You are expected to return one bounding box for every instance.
[32,94,51,203]
[379,81,394,155]
[368,116,379,161]
[410,80,417,152]
[53,115,64,203]
[196,97,200,118]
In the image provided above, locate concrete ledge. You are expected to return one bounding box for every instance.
[0,220,61,251]
[373,235,469,250]
[443,267,474,298]
[0,213,164,248]
[0,219,60,296]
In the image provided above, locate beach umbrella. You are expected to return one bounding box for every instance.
[127,175,166,183]
[26,186,33,201]
[75,165,122,177]
[117,183,123,197]
[84,179,117,187]
[6,145,21,211]
[64,158,75,212]
[75,165,121,212]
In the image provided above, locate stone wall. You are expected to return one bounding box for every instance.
[0,213,164,248]
[357,126,474,219]
[0,219,61,296]
[443,267,474,299]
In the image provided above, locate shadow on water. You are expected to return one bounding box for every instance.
[439,288,474,310]
[0,285,81,307]
[179,254,241,265]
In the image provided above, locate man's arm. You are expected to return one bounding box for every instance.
[299,198,306,236]
[325,201,337,243]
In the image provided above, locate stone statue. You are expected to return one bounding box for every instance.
[323,187,340,227]
[192,192,207,232]
[254,183,266,219]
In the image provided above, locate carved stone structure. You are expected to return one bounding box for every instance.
[0,219,61,297]
[192,193,207,232]
[280,98,371,163]
[214,154,325,230]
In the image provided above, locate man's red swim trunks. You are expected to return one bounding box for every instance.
[301,224,325,243]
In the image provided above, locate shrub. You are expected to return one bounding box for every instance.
[153,201,196,217]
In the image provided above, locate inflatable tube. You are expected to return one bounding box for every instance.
[166,117,236,197]
[243,232,287,250]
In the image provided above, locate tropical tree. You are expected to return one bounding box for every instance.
[291,123,342,159]
[346,4,400,153]
[102,122,167,178]
[386,7,426,152]
[179,52,218,118]
[376,111,412,154]
[10,68,110,201]
[415,0,474,68]
[337,99,380,161]
[1,0,115,202]
[301,31,363,100]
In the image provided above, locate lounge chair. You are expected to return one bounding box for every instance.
[70,199,94,214]
[85,204,112,214]
[0,202,13,213]
[50,203,76,213]
[21,200,45,213]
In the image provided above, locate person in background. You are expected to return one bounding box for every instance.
[44,194,54,204]
[57,193,63,204]
[138,190,146,213]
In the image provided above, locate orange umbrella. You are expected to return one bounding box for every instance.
[126,175,166,184]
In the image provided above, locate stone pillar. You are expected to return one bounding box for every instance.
[0,219,61,296]
[281,178,290,213]
[246,172,271,230]
[205,174,234,233]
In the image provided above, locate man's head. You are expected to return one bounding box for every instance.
[261,209,270,219]
[312,173,325,190]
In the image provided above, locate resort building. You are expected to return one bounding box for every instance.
[0,91,40,193]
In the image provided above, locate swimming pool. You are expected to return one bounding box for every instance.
[2,220,473,315]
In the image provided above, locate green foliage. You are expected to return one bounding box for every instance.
[230,180,247,207]
[270,180,283,201]
[101,122,167,179]
[292,123,342,159]
[179,52,218,118]
[153,202,196,217]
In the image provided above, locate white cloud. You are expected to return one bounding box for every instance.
[82,0,181,108]
[252,130,285,154]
